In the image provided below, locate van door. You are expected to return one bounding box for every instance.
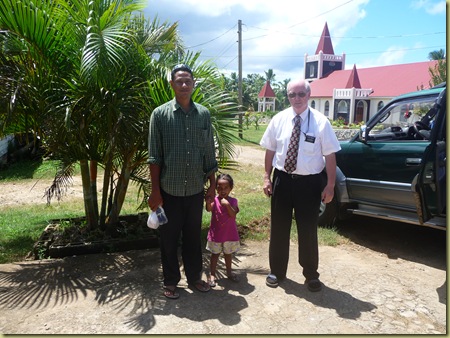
[414,89,446,225]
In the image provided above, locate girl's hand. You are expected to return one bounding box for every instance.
[220,197,230,207]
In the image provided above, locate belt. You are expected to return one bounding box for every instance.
[275,168,316,180]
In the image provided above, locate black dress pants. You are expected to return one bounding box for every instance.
[159,190,204,286]
[269,169,321,280]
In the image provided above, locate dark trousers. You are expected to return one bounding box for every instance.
[159,190,204,286]
[269,169,321,280]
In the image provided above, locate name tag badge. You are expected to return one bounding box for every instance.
[305,135,316,143]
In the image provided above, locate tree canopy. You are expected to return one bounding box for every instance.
[0,0,238,231]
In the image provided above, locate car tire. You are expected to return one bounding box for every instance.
[318,194,338,227]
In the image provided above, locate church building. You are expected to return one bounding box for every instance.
[306,22,439,123]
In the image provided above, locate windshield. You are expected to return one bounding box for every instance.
[367,96,437,139]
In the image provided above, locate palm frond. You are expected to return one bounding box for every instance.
[44,162,76,204]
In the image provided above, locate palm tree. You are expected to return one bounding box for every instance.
[264,69,276,84]
[427,49,446,87]
[428,49,446,60]
[274,78,291,110]
[0,0,237,232]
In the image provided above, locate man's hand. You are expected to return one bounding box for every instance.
[205,184,215,202]
[321,184,334,204]
[147,190,163,211]
[263,177,272,197]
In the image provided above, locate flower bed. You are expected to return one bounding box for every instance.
[29,213,159,259]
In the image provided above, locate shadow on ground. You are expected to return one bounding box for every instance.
[335,215,446,271]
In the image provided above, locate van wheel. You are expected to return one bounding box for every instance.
[318,195,338,227]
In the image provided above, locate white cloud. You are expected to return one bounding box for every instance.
[411,0,446,14]
[355,46,408,69]
[155,0,267,17]
[426,1,446,14]
[144,0,443,81]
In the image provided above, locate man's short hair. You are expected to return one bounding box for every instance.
[171,64,193,80]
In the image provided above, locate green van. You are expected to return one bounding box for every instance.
[320,84,446,230]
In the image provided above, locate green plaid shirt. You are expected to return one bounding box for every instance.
[148,98,218,196]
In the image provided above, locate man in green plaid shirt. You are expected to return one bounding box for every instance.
[148,64,217,300]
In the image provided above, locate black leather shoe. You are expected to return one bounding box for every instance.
[306,279,322,292]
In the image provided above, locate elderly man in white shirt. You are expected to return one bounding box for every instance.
[260,78,341,292]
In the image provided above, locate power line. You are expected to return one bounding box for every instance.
[186,24,236,49]
[344,45,446,56]
[199,44,445,59]
[244,27,445,40]
[243,0,355,41]
[220,56,238,70]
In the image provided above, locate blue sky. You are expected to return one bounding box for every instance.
[143,0,446,82]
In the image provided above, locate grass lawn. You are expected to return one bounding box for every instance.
[0,129,347,264]
[232,124,267,146]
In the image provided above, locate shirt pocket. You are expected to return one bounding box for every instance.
[302,134,320,155]
[194,129,208,148]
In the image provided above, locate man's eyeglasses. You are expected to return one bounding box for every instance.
[173,79,194,87]
[288,92,307,99]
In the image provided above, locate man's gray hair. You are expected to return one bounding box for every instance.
[287,79,311,93]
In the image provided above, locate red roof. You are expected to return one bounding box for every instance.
[310,61,438,97]
[315,22,334,55]
[258,81,276,97]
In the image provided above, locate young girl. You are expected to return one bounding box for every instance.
[205,173,240,287]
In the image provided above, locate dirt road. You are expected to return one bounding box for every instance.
[0,230,445,334]
[0,145,446,334]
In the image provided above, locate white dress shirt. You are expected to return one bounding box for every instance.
[260,106,341,175]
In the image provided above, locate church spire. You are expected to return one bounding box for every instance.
[346,64,361,88]
[315,22,334,55]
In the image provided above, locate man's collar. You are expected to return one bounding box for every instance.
[172,98,194,112]
[290,107,309,119]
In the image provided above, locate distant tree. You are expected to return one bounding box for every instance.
[428,49,446,60]
[264,69,276,84]
[222,71,292,112]
[427,49,446,87]
[273,78,291,110]
[220,72,239,104]
[242,73,265,111]
[428,59,446,87]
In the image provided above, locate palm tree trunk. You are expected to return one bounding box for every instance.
[107,157,132,226]
[80,159,99,230]
[89,160,99,218]
[99,158,112,229]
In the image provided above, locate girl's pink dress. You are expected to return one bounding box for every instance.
[207,196,240,243]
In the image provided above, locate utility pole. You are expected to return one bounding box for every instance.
[238,19,243,139]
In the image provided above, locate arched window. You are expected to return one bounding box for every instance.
[377,101,384,111]
[311,100,316,109]
[324,101,330,117]
[337,100,349,123]
[338,100,348,114]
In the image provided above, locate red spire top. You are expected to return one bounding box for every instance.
[258,81,276,97]
[346,64,361,88]
[315,22,334,55]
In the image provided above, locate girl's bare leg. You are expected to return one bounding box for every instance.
[209,253,220,285]
[225,253,239,281]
